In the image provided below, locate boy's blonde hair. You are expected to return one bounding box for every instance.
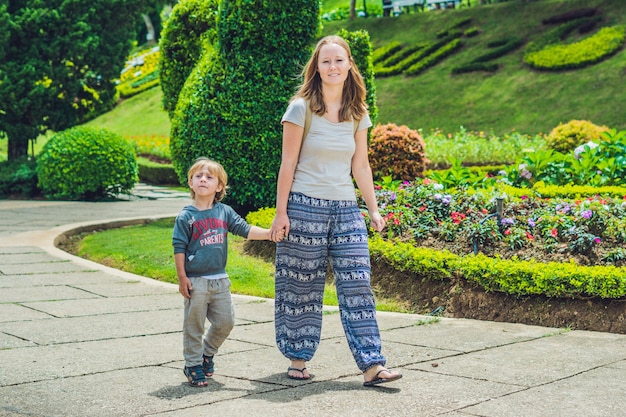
[187,157,228,202]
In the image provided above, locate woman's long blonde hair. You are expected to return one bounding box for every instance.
[294,35,367,122]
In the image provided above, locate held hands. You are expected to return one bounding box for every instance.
[270,213,290,242]
[369,211,386,233]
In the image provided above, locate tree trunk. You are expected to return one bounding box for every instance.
[350,0,356,19]
[7,135,29,161]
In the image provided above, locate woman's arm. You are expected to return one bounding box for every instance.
[352,128,386,232]
[270,121,303,240]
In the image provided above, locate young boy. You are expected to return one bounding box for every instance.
[173,157,281,387]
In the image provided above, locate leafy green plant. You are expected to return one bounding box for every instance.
[37,126,138,200]
[0,157,39,198]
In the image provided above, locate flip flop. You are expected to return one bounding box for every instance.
[287,366,310,380]
[363,368,402,387]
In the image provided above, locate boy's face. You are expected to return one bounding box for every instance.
[189,168,223,200]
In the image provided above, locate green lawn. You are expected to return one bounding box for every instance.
[73,218,411,312]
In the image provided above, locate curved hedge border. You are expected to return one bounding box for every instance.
[452,36,522,75]
[525,25,625,70]
[372,41,403,64]
[405,38,463,76]
[369,235,626,299]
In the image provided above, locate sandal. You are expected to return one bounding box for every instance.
[184,365,207,387]
[203,354,215,377]
[287,366,310,380]
[363,368,402,387]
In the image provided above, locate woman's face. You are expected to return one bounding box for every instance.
[317,42,351,87]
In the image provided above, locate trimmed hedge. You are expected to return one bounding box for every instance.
[372,40,403,64]
[169,0,320,212]
[405,38,463,76]
[525,25,625,71]
[369,235,626,299]
[158,0,219,117]
[137,158,179,185]
[338,28,378,127]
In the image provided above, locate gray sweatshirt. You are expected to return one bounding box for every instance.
[172,203,251,278]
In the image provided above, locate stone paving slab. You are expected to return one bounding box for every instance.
[21,293,181,317]
[0,260,91,275]
[0,252,61,264]
[461,365,625,417]
[150,367,520,417]
[0,303,53,322]
[407,330,626,387]
[0,270,132,288]
[0,309,182,345]
[383,317,562,353]
[0,285,101,303]
[0,368,281,417]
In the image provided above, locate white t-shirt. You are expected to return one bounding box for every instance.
[281,97,372,201]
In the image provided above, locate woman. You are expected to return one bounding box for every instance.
[270,35,402,387]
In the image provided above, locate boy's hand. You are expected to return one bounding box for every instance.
[179,276,193,299]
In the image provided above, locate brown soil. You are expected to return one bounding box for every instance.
[244,241,626,335]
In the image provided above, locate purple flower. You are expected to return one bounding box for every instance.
[528,218,536,227]
[501,217,515,226]
[555,203,570,214]
[594,237,601,244]
[581,209,593,219]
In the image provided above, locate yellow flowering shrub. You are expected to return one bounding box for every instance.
[546,119,609,153]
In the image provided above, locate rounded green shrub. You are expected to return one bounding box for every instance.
[37,126,138,200]
[369,123,428,181]
[546,119,610,153]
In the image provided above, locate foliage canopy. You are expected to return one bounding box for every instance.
[0,0,148,160]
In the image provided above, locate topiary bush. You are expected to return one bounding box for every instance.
[524,25,625,71]
[169,0,320,212]
[37,126,138,200]
[158,0,219,118]
[338,28,378,126]
[369,123,428,182]
[546,119,610,153]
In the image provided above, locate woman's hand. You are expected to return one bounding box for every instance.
[270,212,290,242]
[369,211,386,233]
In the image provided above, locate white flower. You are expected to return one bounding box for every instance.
[574,141,598,159]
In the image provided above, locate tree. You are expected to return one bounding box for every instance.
[0,0,148,161]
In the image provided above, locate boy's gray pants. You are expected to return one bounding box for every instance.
[183,277,234,368]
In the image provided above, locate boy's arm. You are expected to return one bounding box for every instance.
[246,225,281,241]
[175,252,193,298]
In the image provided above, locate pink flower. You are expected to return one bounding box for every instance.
[551,228,558,238]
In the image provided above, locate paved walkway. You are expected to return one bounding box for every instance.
[1,186,625,417]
